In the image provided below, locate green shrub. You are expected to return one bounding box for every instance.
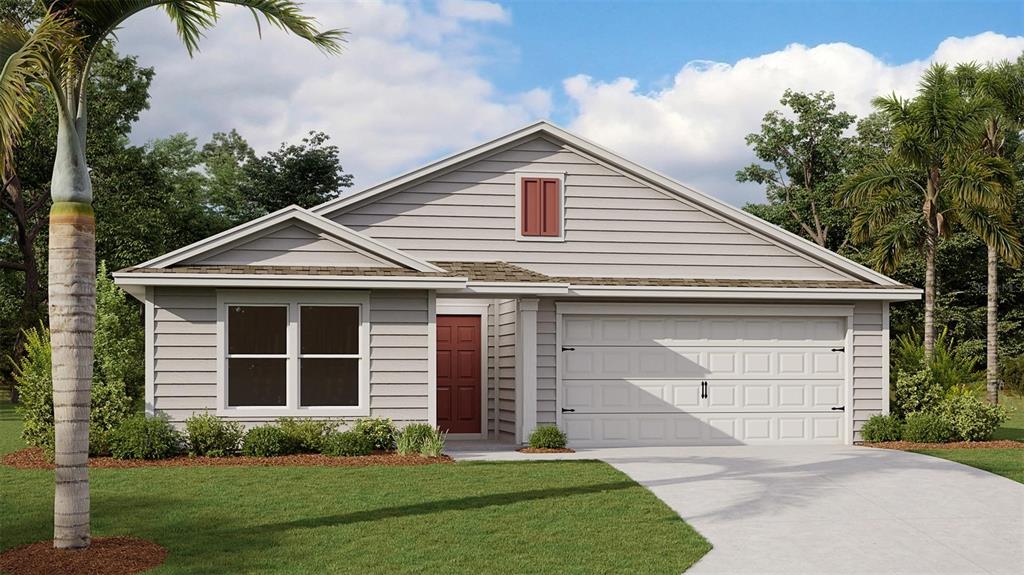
[396,423,436,456]
[241,425,294,457]
[892,329,983,390]
[94,261,145,405]
[107,414,182,460]
[901,412,953,443]
[860,414,903,442]
[892,368,945,419]
[420,428,446,457]
[529,425,568,449]
[1001,355,1024,396]
[11,324,133,458]
[938,393,1008,441]
[276,418,336,453]
[352,417,398,451]
[185,413,245,457]
[321,430,374,456]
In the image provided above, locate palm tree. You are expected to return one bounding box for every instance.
[0,1,342,550]
[842,63,1021,362]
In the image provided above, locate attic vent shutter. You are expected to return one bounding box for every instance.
[521,177,561,237]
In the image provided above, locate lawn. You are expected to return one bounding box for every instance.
[911,394,1024,484]
[0,401,710,574]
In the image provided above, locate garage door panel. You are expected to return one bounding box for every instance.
[563,412,846,446]
[563,316,844,346]
[564,346,841,380]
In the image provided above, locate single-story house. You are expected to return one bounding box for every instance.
[114,121,920,447]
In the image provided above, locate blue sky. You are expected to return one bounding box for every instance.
[118,0,1024,205]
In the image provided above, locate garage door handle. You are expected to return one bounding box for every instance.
[700,381,708,399]
[561,408,575,413]
[831,347,845,352]
[831,406,845,411]
[561,346,576,352]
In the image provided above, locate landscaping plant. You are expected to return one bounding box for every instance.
[184,413,245,457]
[241,425,294,457]
[860,414,903,442]
[892,368,945,419]
[419,428,446,458]
[529,425,569,449]
[901,412,954,443]
[939,390,1008,441]
[107,415,182,460]
[1001,355,1024,396]
[276,418,336,453]
[321,431,374,457]
[352,417,398,451]
[397,423,441,456]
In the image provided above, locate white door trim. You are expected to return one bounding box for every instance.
[436,300,490,440]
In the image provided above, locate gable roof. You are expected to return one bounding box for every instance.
[134,205,445,273]
[312,121,901,287]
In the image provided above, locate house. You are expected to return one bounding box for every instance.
[114,121,920,447]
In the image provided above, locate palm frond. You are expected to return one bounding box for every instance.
[945,150,1017,211]
[850,186,920,244]
[956,203,1024,266]
[840,159,919,207]
[868,216,922,273]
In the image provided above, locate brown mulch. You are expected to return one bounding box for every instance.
[862,440,1024,450]
[2,447,453,470]
[0,536,166,575]
[516,447,576,453]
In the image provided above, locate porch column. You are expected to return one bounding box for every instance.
[517,297,539,443]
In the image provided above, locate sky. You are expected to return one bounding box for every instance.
[116,0,1024,206]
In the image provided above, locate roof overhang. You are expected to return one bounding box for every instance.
[562,284,922,301]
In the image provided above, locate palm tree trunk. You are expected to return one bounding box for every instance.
[49,201,94,549]
[923,222,937,363]
[987,245,999,404]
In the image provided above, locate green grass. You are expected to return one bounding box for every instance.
[911,394,1024,484]
[0,401,710,574]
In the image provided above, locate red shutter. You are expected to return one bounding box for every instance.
[521,177,561,237]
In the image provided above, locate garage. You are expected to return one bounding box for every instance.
[558,304,852,446]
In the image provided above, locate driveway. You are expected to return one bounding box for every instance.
[448,444,1024,574]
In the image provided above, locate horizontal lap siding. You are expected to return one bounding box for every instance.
[488,301,498,437]
[150,287,429,426]
[333,137,850,281]
[537,298,557,425]
[498,299,517,440]
[852,301,885,440]
[192,223,397,268]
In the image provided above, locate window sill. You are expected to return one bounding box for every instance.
[514,234,566,242]
[216,406,370,418]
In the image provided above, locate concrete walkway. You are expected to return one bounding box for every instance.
[447,443,1024,574]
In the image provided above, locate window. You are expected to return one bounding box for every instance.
[217,292,369,417]
[517,174,563,240]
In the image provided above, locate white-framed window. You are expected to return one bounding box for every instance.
[515,171,566,241]
[216,290,370,417]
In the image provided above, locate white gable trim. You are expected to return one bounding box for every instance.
[312,122,900,287]
[134,205,445,273]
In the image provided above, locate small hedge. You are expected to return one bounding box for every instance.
[107,415,182,460]
[241,425,293,457]
[860,414,903,442]
[939,392,1008,442]
[901,412,953,443]
[396,423,445,457]
[529,425,568,449]
[322,430,374,456]
[277,418,336,453]
[352,417,398,451]
[184,413,245,456]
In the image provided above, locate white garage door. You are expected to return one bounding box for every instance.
[560,313,848,446]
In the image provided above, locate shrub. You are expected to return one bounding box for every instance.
[276,418,336,453]
[89,378,133,456]
[107,414,182,460]
[185,413,245,457]
[892,368,945,419]
[94,262,145,405]
[1001,355,1024,396]
[321,430,374,456]
[938,393,1008,442]
[860,414,903,442]
[902,412,953,443]
[529,425,568,449]
[396,423,436,456]
[352,417,398,451]
[892,329,983,390]
[241,425,294,457]
[420,428,446,458]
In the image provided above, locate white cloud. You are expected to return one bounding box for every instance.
[565,33,1024,205]
[117,1,544,187]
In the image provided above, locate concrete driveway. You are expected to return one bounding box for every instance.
[448,444,1024,574]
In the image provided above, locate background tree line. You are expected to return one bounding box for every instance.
[0,44,353,388]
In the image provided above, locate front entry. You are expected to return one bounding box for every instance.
[436,315,482,434]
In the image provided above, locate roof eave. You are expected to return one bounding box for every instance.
[113,272,467,290]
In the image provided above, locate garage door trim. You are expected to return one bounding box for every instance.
[554,302,855,445]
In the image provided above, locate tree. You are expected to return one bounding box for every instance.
[842,63,1021,362]
[738,90,856,251]
[0,1,342,550]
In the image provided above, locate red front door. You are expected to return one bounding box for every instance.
[437,315,482,434]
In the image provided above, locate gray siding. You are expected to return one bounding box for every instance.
[497,299,517,440]
[487,300,498,437]
[333,136,851,281]
[149,287,428,426]
[852,301,885,440]
[537,298,557,425]
[191,222,398,268]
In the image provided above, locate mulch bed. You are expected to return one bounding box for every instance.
[0,536,166,575]
[2,447,453,470]
[862,440,1024,450]
[516,447,576,453]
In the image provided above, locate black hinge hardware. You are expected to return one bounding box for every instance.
[831,406,846,412]
[561,408,575,413]
[831,347,845,352]
[700,381,708,399]
[561,346,576,352]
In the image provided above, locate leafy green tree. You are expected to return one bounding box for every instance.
[739,90,856,251]
[94,261,143,404]
[0,1,342,549]
[842,63,1022,361]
